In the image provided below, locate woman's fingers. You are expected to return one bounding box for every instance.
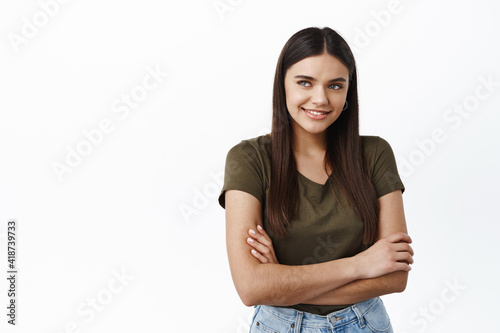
[354,232,415,279]
[247,226,279,264]
[395,261,412,272]
[250,249,268,263]
[247,237,272,256]
[249,227,273,248]
[394,251,414,265]
[257,225,272,241]
[393,242,414,256]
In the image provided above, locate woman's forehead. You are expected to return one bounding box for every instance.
[286,53,349,80]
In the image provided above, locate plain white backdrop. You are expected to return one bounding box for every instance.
[0,0,498,332]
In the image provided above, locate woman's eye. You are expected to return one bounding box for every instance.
[328,83,342,90]
[298,81,311,87]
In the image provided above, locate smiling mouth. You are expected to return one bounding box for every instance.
[302,107,332,116]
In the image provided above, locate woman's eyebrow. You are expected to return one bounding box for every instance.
[294,75,347,83]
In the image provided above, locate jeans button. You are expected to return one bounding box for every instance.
[331,316,343,322]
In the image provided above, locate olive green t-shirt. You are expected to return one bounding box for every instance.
[218,134,405,315]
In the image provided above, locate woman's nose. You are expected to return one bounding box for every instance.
[311,87,329,106]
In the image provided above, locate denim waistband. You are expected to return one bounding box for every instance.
[258,297,379,329]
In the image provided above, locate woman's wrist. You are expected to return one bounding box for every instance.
[347,255,364,281]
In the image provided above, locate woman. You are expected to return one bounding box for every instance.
[218,27,413,333]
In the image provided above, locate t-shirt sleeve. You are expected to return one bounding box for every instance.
[218,141,266,209]
[370,137,405,198]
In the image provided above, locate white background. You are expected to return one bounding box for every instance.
[0,0,498,332]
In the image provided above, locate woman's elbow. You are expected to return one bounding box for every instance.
[238,288,258,307]
[234,277,264,307]
[236,281,285,307]
[392,271,409,293]
[238,287,273,307]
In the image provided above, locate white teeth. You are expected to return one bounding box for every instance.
[305,109,327,116]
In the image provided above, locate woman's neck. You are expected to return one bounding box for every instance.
[292,126,328,158]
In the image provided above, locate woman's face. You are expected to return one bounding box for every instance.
[284,52,349,137]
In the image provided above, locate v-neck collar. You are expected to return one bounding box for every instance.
[297,171,332,187]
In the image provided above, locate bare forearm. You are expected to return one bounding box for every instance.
[302,271,409,305]
[238,257,360,307]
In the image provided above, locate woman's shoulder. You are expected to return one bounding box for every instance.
[239,133,271,147]
[226,133,272,160]
[360,135,404,196]
[360,135,398,167]
[360,135,393,153]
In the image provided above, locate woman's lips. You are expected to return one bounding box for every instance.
[302,107,331,120]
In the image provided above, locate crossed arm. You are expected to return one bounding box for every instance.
[225,189,413,307]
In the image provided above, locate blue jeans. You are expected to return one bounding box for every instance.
[249,297,393,333]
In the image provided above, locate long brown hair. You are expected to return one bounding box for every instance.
[267,27,379,245]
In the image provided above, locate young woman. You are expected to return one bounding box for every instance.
[218,27,413,333]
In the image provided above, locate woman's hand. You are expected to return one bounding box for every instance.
[354,232,414,279]
[246,225,279,264]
